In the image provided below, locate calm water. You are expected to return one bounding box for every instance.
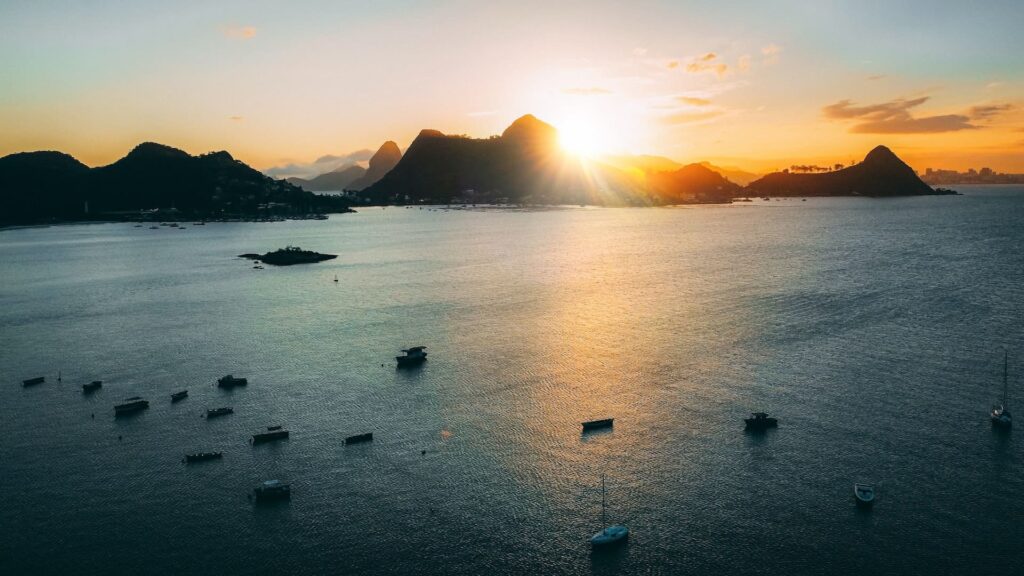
[1,186,1023,576]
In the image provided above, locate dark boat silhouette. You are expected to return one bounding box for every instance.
[744,412,778,430]
[252,429,290,444]
[205,407,233,419]
[991,351,1013,429]
[183,452,223,463]
[345,432,373,445]
[396,346,427,367]
[22,376,45,387]
[114,397,149,415]
[171,390,188,402]
[82,380,102,393]
[253,480,290,502]
[217,375,247,388]
[582,418,614,432]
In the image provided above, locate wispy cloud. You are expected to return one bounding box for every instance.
[761,43,782,65]
[264,149,374,179]
[676,96,712,106]
[685,52,728,77]
[632,47,648,57]
[737,54,751,72]
[228,115,244,121]
[867,74,887,81]
[561,87,613,96]
[222,25,257,40]
[822,97,978,133]
[969,103,1014,120]
[660,109,724,125]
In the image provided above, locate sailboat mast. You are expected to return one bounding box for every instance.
[1004,350,1009,406]
[601,475,607,527]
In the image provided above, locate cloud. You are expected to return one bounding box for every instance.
[685,52,728,76]
[632,47,648,57]
[222,25,257,39]
[969,103,1014,120]
[761,43,782,65]
[666,60,679,69]
[561,87,612,96]
[737,54,751,72]
[264,149,374,179]
[823,97,979,133]
[986,81,1004,90]
[228,116,244,121]
[661,109,724,125]
[676,96,712,106]
[867,75,886,81]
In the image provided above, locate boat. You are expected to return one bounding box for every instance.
[267,425,282,431]
[253,480,291,502]
[114,397,149,415]
[396,346,428,367]
[590,475,629,548]
[853,483,875,507]
[171,390,188,402]
[582,418,614,432]
[82,380,102,393]
[217,374,248,388]
[22,376,45,387]
[205,407,234,418]
[183,452,223,463]
[345,432,373,445]
[252,429,290,444]
[333,275,338,283]
[991,351,1013,429]
[744,412,778,430]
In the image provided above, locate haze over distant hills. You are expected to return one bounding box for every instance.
[286,141,402,192]
[0,143,351,224]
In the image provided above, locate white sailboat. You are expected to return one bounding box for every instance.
[991,350,1012,429]
[590,475,629,547]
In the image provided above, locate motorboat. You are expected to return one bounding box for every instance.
[253,480,291,501]
[582,418,614,432]
[744,412,778,430]
[396,346,427,367]
[854,483,875,507]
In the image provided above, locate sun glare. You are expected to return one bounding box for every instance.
[557,117,607,158]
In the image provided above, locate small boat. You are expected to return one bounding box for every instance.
[582,418,614,432]
[82,380,102,393]
[267,425,282,431]
[205,407,234,419]
[22,376,45,387]
[114,397,149,415]
[590,475,629,548]
[149,225,159,229]
[217,375,248,388]
[991,351,1013,429]
[853,483,875,507]
[183,452,223,463]
[253,480,291,502]
[171,390,188,402]
[252,429,290,444]
[744,412,778,430]
[345,432,373,445]
[333,275,338,283]
[396,346,428,367]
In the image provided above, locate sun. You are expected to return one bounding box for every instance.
[557,116,608,158]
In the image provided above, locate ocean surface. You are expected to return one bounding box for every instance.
[1,186,1023,576]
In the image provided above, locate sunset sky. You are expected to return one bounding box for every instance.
[1,0,1021,174]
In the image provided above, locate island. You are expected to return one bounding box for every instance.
[240,246,337,266]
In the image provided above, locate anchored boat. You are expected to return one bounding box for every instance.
[114,397,149,415]
[253,480,291,502]
[396,346,427,367]
[345,432,373,445]
[854,483,876,507]
[184,452,223,463]
[252,429,290,444]
[82,380,102,393]
[205,407,233,419]
[217,375,248,388]
[991,351,1013,429]
[582,418,614,432]
[590,475,629,548]
[22,376,45,387]
[171,390,188,402]
[744,412,778,431]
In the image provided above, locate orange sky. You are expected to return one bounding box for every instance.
[1,1,1021,174]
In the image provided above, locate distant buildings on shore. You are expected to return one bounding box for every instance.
[921,167,1024,185]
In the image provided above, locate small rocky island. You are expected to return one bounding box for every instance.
[240,246,337,266]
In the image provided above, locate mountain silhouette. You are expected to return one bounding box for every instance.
[0,143,351,224]
[347,141,402,191]
[746,145,942,197]
[648,163,742,203]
